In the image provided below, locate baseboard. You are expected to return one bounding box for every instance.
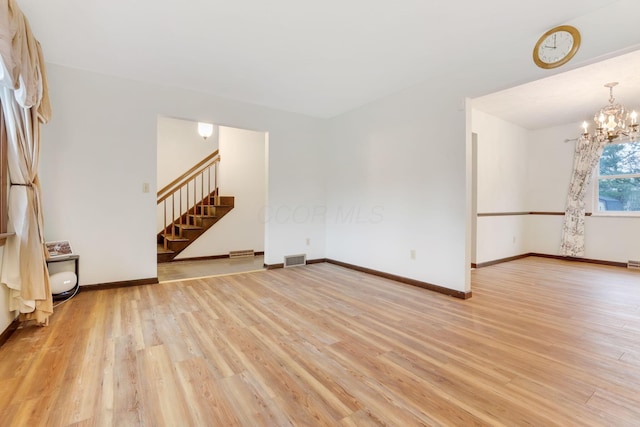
[264,263,284,270]
[326,259,472,300]
[477,211,591,217]
[472,253,531,269]
[0,317,20,348]
[171,251,265,263]
[81,277,159,292]
[473,253,628,269]
[529,253,627,268]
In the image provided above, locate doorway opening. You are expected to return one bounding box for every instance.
[156,117,267,282]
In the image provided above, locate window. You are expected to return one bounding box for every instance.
[595,140,640,214]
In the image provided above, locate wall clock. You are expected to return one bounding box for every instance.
[533,25,581,69]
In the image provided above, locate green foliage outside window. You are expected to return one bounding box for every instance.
[598,141,640,212]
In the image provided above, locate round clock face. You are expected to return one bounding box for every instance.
[533,25,581,69]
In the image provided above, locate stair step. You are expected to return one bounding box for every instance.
[217,196,235,206]
[174,224,203,230]
[195,206,231,215]
[161,234,189,242]
[157,252,175,263]
[157,244,174,254]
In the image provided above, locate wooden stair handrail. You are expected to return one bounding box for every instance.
[157,150,220,200]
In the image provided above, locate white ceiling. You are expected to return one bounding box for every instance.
[472,48,640,130]
[17,0,629,119]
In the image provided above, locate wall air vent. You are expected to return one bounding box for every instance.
[284,254,306,268]
[628,260,640,270]
[229,249,254,259]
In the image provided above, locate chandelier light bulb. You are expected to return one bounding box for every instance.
[582,121,588,133]
[632,111,638,125]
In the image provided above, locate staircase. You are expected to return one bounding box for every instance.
[157,151,235,263]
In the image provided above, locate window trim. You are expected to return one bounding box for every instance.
[592,139,640,217]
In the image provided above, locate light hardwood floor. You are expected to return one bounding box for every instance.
[157,255,266,282]
[1,257,639,426]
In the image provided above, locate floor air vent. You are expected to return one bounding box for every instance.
[628,260,640,270]
[284,254,306,268]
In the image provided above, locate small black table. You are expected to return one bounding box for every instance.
[46,254,80,302]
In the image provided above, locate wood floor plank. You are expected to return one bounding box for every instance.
[178,311,237,378]
[174,357,243,426]
[49,292,107,426]
[325,340,488,426]
[138,344,195,426]
[248,324,354,421]
[111,334,145,426]
[1,257,639,426]
[220,371,294,427]
[586,387,640,425]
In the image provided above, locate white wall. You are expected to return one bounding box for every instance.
[176,126,266,258]
[527,123,640,263]
[472,116,640,265]
[476,215,529,263]
[524,123,579,258]
[472,110,529,264]
[526,123,579,212]
[39,64,326,286]
[326,87,470,292]
[157,116,219,191]
[474,110,529,213]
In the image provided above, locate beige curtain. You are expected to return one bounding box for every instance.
[0,0,53,325]
[560,136,606,257]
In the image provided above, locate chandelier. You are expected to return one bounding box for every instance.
[580,82,638,143]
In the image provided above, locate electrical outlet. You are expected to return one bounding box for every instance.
[410,249,416,260]
[142,182,150,193]
[306,238,310,246]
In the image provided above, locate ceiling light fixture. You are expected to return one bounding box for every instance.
[197,122,214,140]
[580,82,638,143]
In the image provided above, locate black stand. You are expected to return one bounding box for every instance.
[46,254,80,302]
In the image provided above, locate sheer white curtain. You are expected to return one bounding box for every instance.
[560,137,606,257]
[0,0,52,325]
